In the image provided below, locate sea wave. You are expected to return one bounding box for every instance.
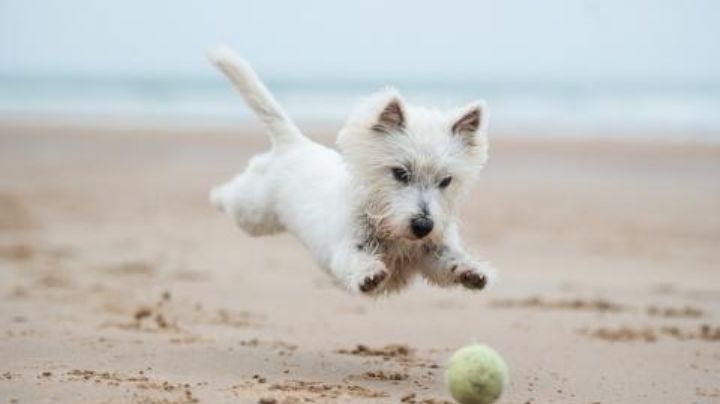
[1,75,719,139]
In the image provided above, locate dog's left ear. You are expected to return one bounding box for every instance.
[451,102,488,146]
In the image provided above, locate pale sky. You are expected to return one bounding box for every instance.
[1,0,719,82]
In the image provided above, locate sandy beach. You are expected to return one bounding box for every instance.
[1,121,719,403]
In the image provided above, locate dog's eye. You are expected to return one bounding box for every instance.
[439,176,453,189]
[391,167,411,184]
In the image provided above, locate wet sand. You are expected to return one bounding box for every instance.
[1,121,719,403]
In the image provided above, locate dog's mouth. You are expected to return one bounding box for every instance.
[403,228,439,243]
[374,217,438,243]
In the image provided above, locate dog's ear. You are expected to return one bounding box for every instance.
[372,97,406,133]
[451,101,487,146]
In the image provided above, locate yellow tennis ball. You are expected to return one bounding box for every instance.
[445,344,509,404]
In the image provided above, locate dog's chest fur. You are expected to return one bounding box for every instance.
[359,231,440,290]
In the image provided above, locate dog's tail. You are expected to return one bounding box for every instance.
[208,45,305,147]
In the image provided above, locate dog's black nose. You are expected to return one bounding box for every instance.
[410,217,434,239]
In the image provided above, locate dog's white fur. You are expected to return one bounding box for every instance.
[209,45,495,295]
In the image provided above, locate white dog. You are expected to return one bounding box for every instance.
[209,46,495,295]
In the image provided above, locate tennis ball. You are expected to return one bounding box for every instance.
[445,344,508,404]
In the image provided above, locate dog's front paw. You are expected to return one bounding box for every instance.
[452,261,494,291]
[351,261,389,295]
[359,270,388,293]
[457,270,487,290]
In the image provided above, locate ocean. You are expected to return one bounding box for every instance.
[1,75,719,141]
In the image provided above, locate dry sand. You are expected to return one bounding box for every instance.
[1,121,719,403]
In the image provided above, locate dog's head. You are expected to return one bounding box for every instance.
[338,88,489,242]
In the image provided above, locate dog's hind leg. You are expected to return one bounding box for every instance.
[210,154,286,236]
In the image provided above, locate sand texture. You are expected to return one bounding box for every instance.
[1,122,719,403]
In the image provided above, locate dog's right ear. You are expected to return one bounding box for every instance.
[370,90,406,134]
[373,99,405,132]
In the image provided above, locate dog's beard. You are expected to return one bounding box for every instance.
[360,190,446,245]
[361,191,396,240]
